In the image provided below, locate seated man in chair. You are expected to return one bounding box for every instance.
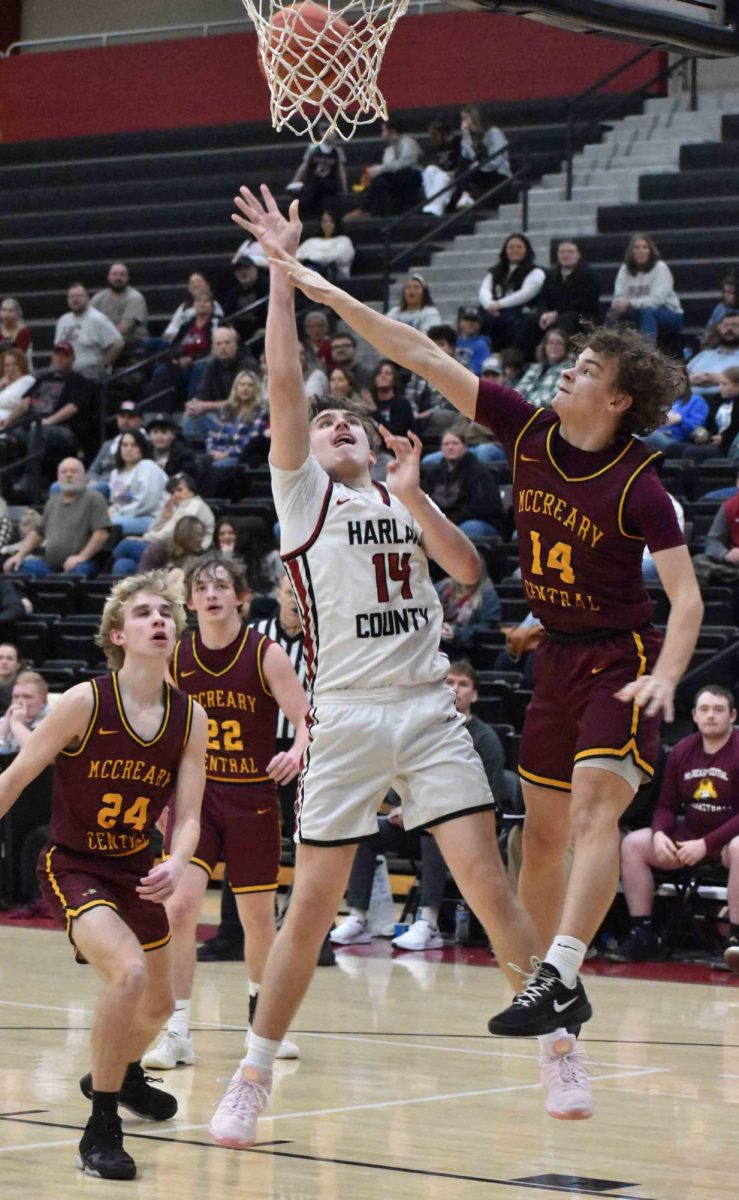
[610,684,739,968]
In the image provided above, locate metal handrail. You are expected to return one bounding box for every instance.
[380,141,527,312]
[564,49,696,200]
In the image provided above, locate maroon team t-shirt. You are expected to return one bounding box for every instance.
[652,730,739,855]
[474,379,685,634]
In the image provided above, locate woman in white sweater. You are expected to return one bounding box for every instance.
[296,210,355,281]
[0,349,34,427]
[607,233,683,342]
[107,428,169,535]
[387,273,442,334]
[478,232,545,350]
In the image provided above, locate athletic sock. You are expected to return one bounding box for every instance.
[538,1027,574,1055]
[168,999,190,1038]
[243,1032,280,1074]
[420,906,439,926]
[91,1089,119,1120]
[544,935,587,989]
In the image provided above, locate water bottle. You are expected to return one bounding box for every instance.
[454,901,470,945]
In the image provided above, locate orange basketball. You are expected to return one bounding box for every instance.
[260,2,352,103]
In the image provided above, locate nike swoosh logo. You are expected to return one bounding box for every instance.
[336,498,351,506]
[520,454,539,463]
[97,729,118,736]
[591,666,606,675]
[256,807,272,815]
[180,670,197,678]
[552,997,579,1013]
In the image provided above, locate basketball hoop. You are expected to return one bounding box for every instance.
[241,0,410,142]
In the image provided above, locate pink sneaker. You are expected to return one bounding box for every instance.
[539,1034,594,1120]
[208,1066,272,1147]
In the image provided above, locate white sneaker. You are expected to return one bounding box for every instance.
[209,1066,272,1147]
[392,919,444,951]
[142,1030,194,1070]
[539,1034,594,1120]
[330,915,372,945]
[455,191,474,209]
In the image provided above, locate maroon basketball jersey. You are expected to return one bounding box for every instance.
[172,623,278,784]
[50,673,194,857]
[653,730,739,855]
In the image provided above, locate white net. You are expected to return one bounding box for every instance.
[241,0,410,141]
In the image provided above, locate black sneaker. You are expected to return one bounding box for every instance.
[197,936,244,962]
[488,963,593,1037]
[606,927,661,963]
[77,1113,136,1181]
[724,936,739,971]
[80,1062,178,1121]
[317,933,336,967]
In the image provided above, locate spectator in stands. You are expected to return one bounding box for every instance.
[145,413,197,478]
[138,513,207,575]
[297,209,355,281]
[302,309,333,372]
[91,262,149,348]
[200,370,269,481]
[0,642,24,714]
[295,343,328,400]
[223,254,269,345]
[606,233,683,344]
[0,580,25,648]
[691,489,739,585]
[215,517,241,559]
[610,685,739,968]
[406,324,458,439]
[478,233,545,351]
[3,458,110,579]
[703,270,738,341]
[183,325,259,442]
[162,272,224,342]
[387,274,441,335]
[87,398,146,493]
[421,117,461,216]
[153,293,219,407]
[0,671,49,754]
[329,330,376,392]
[518,239,601,359]
[437,558,501,650]
[235,515,283,596]
[500,346,526,387]
[108,429,169,535]
[287,118,348,217]
[688,312,739,397]
[712,368,739,461]
[346,119,422,219]
[54,283,124,381]
[5,342,94,471]
[0,299,33,367]
[455,307,491,376]
[0,349,35,426]
[453,105,511,210]
[423,426,503,536]
[327,365,360,405]
[642,494,685,581]
[642,372,709,457]
[365,360,414,436]
[517,327,574,410]
[331,659,508,951]
[111,472,214,575]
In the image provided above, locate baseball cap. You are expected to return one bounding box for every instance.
[117,399,139,415]
[146,413,176,430]
[459,306,481,322]
[52,341,75,357]
[480,355,503,375]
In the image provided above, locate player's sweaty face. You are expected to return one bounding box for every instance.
[310,410,371,477]
[121,594,177,656]
[189,569,241,621]
[552,348,619,417]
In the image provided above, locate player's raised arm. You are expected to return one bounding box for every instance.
[232,186,309,470]
[0,683,94,821]
[244,189,479,420]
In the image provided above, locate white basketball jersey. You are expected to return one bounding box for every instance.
[271,454,448,696]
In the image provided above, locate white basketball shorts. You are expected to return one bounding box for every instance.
[295,682,496,845]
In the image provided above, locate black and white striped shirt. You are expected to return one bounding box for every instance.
[251,616,306,742]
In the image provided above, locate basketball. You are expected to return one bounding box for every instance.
[259,2,352,104]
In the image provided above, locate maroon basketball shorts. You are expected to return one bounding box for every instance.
[518,626,663,792]
[165,780,280,893]
[38,843,170,954]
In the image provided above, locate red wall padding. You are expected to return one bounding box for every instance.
[0,12,662,144]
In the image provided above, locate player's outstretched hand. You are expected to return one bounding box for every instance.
[137,858,183,904]
[267,747,303,785]
[379,423,422,504]
[615,674,675,721]
[232,184,302,258]
[268,247,338,306]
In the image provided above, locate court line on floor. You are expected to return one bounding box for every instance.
[0,1115,657,1198]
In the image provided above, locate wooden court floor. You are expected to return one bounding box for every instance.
[1,922,738,1199]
